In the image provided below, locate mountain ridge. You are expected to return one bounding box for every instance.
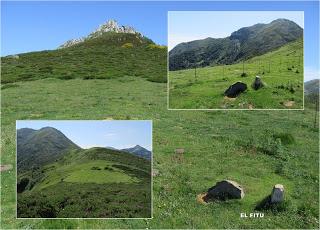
[17,127,80,172]
[121,145,152,160]
[169,18,303,70]
[104,145,152,160]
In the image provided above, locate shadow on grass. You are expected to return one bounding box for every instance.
[255,195,288,213]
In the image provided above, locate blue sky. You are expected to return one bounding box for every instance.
[16,120,152,150]
[1,1,319,80]
[168,11,304,50]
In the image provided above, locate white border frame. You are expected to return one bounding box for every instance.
[15,120,153,220]
[167,10,305,111]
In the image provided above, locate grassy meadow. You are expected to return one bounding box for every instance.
[169,39,303,109]
[1,75,319,228]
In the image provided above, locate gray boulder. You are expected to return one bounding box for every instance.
[271,184,284,203]
[252,76,264,90]
[205,180,245,201]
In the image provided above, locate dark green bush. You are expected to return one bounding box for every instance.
[17,178,29,193]
[273,133,295,145]
[91,166,101,170]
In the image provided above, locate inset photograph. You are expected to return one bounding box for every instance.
[168,11,304,109]
[16,120,152,218]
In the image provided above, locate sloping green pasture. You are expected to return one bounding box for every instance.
[1,75,318,228]
[169,39,303,109]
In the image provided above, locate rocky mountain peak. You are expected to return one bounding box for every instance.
[59,19,141,48]
[88,19,141,38]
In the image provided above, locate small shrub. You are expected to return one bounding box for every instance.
[289,86,296,93]
[58,74,74,80]
[121,43,133,48]
[37,203,57,218]
[39,66,53,73]
[287,67,292,70]
[273,133,295,145]
[241,72,247,77]
[239,131,286,158]
[147,44,166,49]
[275,162,285,175]
[1,83,19,90]
[295,69,299,73]
[257,136,284,157]
[17,178,30,193]
[19,73,34,80]
[83,75,95,80]
[91,166,101,170]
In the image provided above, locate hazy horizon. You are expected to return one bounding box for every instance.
[16,121,152,151]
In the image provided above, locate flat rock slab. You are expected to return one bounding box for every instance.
[224,82,247,98]
[204,180,245,201]
[0,164,13,172]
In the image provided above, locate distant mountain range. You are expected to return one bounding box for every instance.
[17,127,151,172]
[121,145,152,160]
[169,18,303,71]
[305,79,319,96]
[305,79,319,103]
[105,145,152,160]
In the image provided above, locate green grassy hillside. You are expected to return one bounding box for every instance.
[169,39,303,109]
[1,76,318,228]
[17,147,151,218]
[1,32,167,84]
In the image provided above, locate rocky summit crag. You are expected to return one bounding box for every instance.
[59,19,142,48]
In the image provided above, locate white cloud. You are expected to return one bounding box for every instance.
[105,133,116,137]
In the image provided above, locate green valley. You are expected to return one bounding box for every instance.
[17,146,151,218]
